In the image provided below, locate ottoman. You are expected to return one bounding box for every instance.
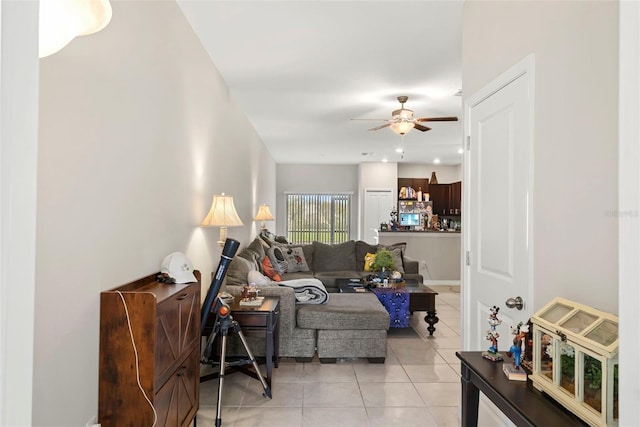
[297,293,389,363]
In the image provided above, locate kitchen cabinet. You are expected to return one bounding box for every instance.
[398,178,429,200]
[428,184,450,216]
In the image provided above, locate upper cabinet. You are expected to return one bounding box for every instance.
[398,178,429,200]
[398,178,461,216]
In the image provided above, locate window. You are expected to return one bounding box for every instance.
[285,193,351,244]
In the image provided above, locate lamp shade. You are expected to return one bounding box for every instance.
[39,0,113,58]
[201,194,243,247]
[254,204,275,231]
[390,121,415,135]
[201,194,244,227]
[254,205,274,222]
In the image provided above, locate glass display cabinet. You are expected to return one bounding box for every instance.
[530,297,618,426]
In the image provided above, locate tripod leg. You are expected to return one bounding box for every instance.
[235,327,272,399]
[215,333,227,427]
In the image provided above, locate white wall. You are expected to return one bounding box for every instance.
[463,1,618,314]
[275,164,359,238]
[398,163,462,183]
[34,1,275,425]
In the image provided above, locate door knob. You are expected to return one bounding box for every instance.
[505,296,524,310]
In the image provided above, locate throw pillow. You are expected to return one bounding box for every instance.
[266,246,289,274]
[355,241,378,270]
[226,256,255,286]
[248,269,271,286]
[388,247,405,274]
[378,242,407,272]
[283,247,310,272]
[364,252,376,272]
[261,256,282,282]
[312,240,356,271]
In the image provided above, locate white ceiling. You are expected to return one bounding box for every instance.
[178,1,463,165]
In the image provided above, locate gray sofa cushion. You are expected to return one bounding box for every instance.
[296,293,389,330]
[226,256,256,285]
[378,242,407,273]
[312,240,356,271]
[238,238,267,270]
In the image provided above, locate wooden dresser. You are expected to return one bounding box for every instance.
[99,271,201,427]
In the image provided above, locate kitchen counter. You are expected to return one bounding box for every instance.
[379,231,461,284]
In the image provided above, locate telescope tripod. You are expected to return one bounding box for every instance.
[201,298,272,427]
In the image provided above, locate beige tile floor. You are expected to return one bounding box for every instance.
[196,285,508,426]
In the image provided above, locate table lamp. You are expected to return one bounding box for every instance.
[201,193,244,246]
[254,204,275,232]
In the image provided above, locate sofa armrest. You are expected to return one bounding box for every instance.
[403,256,419,275]
[226,284,297,336]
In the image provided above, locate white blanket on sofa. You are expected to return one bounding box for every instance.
[277,278,329,304]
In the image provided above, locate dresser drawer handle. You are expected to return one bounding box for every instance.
[176,293,189,301]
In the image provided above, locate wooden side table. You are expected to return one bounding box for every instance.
[229,296,280,386]
[201,296,280,387]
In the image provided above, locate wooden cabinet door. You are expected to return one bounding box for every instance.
[413,178,429,195]
[155,285,200,389]
[429,184,451,216]
[154,347,200,427]
[450,181,462,213]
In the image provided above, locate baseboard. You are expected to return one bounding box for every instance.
[423,280,460,286]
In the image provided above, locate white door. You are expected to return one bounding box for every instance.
[463,55,534,352]
[363,189,393,244]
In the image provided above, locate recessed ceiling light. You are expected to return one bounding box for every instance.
[434,158,441,164]
[361,152,374,156]
[382,158,388,163]
[458,148,464,154]
[395,148,403,153]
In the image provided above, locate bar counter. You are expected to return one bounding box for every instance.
[378,230,461,283]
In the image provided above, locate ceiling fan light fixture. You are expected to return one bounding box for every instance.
[390,121,415,135]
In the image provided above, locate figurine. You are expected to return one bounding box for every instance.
[506,321,529,369]
[390,208,399,231]
[483,305,504,361]
[241,284,259,301]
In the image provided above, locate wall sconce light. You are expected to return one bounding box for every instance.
[39,0,113,58]
[201,194,244,247]
[254,204,274,231]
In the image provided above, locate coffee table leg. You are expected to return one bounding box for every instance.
[425,310,439,336]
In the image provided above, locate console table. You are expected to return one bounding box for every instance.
[456,351,587,427]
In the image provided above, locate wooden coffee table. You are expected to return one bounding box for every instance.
[337,279,439,335]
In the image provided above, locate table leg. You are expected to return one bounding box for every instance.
[274,318,280,369]
[265,329,274,386]
[425,310,439,336]
[461,363,479,427]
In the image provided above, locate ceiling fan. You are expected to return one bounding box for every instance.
[352,96,459,135]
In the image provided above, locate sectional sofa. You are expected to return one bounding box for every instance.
[221,237,423,362]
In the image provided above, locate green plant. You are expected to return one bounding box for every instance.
[373,249,395,271]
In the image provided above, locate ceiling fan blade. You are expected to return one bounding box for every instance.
[368,123,391,131]
[416,116,459,122]
[350,118,391,121]
[413,123,432,132]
